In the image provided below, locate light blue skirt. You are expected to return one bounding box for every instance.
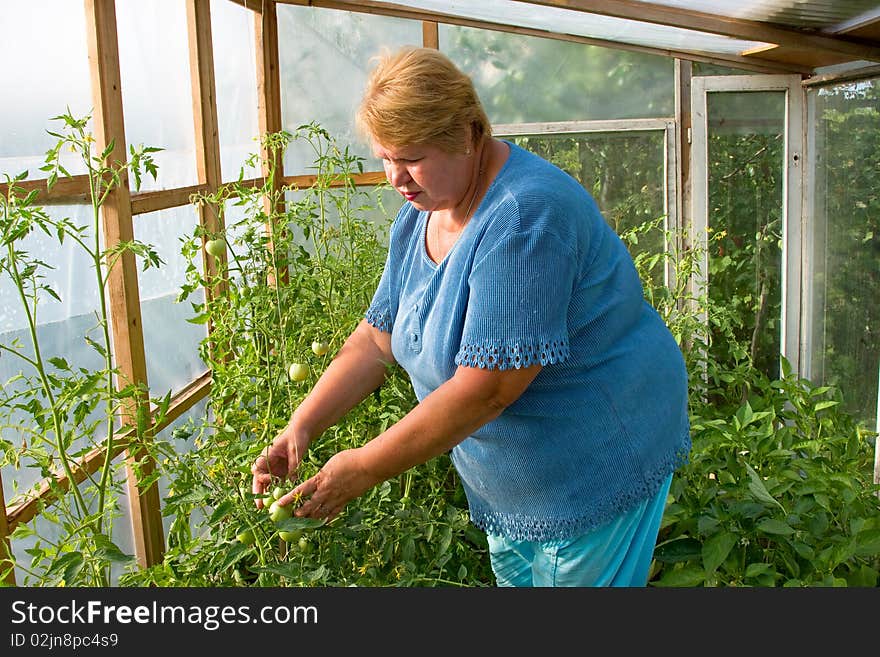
[486,473,673,587]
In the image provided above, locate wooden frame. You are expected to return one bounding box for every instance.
[689,74,806,378]
[274,0,880,71]
[3,0,878,582]
[84,0,165,570]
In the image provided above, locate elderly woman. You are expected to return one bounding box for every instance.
[252,46,691,587]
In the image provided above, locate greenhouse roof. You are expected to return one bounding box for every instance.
[273,0,880,75]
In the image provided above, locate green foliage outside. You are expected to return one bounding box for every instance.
[1,105,878,587]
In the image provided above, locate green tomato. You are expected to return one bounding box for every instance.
[288,362,309,382]
[278,529,303,543]
[204,238,225,257]
[269,501,292,523]
[272,486,286,500]
[311,340,330,356]
[297,537,313,553]
[236,529,255,545]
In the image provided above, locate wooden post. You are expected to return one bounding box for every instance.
[255,1,287,288]
[84,0,164,569]
[423,20,439,49]
[187,0,229,358]
[674,58,693,312]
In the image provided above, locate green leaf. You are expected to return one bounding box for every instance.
[250,562,303,579]
[757,518,795,536]
[48,356,69,370]
[744,562,774,578]
[652,564,706,587]
[217,542,251,571]
[10,524,36,540]
[275,516,326,532]
[813,401,839,412]
[744,462,785,511]
[852,529,880,558]
[93,534,134,563]
[47,550,84,584]
[306,565,328,582]
[101,139,116,160]
[60,552,85,585]
[735,401,754,428]
[702,531,738,573]
[436,525,453,557]
[208,499,234,524]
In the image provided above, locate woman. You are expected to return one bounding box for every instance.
[252,46,691,586]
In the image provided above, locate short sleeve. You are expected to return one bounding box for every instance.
[365,248,394,333]
[456,230,575,370]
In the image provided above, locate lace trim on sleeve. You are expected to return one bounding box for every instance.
[454,338,569,370]
[365,307,392,333]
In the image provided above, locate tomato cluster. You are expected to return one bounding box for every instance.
[235,483,318,557]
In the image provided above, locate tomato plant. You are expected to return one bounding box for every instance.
[120,125,495,588]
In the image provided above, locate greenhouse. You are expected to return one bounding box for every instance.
[1,0,879,588]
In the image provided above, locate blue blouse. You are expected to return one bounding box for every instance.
[366,141,691,542]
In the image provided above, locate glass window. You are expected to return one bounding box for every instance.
[442,25,674,123]
[211,0,262,183]
[0,204,101,334]
[808,78,880,429]
[277,6,422,175]
[706,90,786,379]
[117,0,198,191]
[0,2,91,180]
[135,206,208,395]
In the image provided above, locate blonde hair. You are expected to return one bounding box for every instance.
[356,46,492,154]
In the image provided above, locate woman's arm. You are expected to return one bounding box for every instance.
[287,361,542,519]
[251,319,394,495]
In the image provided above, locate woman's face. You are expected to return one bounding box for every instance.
[372,139,471,213]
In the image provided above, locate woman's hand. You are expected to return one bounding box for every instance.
[250,425,310,508]
[285,448,376,521]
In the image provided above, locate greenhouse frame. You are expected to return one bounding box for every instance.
[1,0,879,587]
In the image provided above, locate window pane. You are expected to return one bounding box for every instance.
[0,2,91,180]
[212,0,261,183]
[117,0,198,191]
[706,90,785,378]
[443,25,674,123]
[808,79,880,429]
[134,206,208,395]
[278,6,422,175]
